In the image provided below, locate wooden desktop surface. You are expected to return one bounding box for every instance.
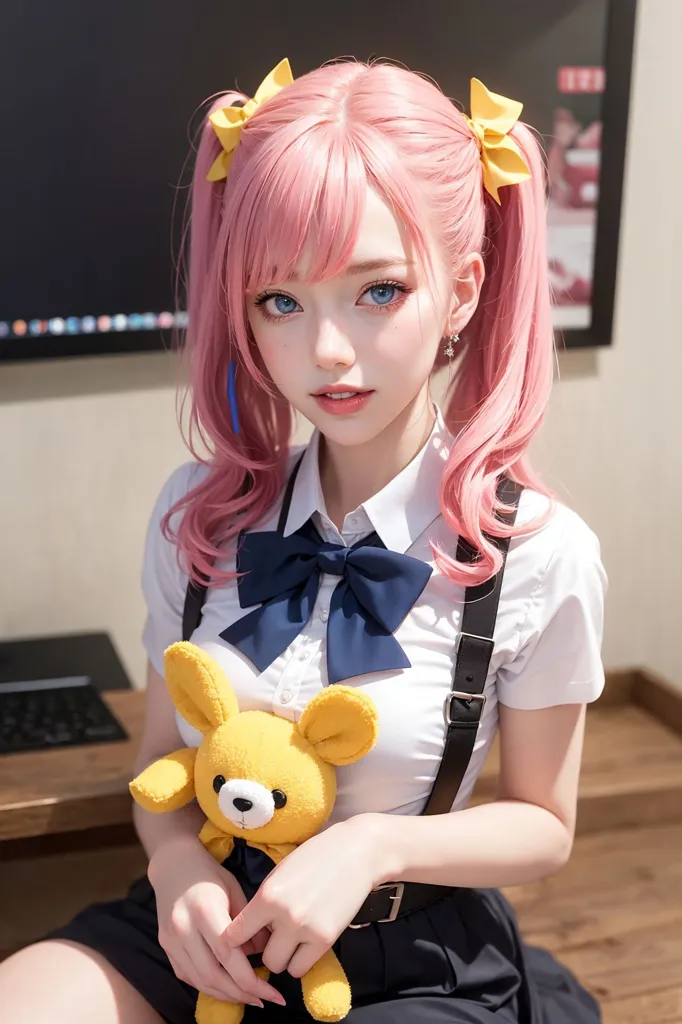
[0,691,145,842]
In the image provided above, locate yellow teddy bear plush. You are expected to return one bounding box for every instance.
[130,641,379,1024]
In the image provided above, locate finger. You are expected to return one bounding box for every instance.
[185,930,265,1006]
[218,943,286,1006]
[168,946,252,1004]
[223,901,270,949]
[166,950,194,986]
[223,880,262,957]
[225,875,249,918]
[169,948,251,1005]
[196,896,263,995]
[260,926,300,976]
[249,925,272,956]
[287,940,331,980]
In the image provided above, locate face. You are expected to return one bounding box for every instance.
[246,184,482,448]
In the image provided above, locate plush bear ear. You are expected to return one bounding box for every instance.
[297,686,379,766]
[130,747,197,813]
[164,642,239,735]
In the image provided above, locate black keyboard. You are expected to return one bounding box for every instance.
[0,676,128,754]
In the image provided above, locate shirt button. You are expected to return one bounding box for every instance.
[297,649,307,661]
[280,690,293,704]
[319,608,329,623]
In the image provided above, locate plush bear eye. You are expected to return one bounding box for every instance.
[213,775,226,794]
[272,789,287,809]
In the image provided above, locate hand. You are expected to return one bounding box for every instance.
[148,834,286,1007]
[223,816,384,981]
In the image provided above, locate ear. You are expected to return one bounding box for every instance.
[129,747,197,813]
[448,251,485,333]
[164,642,239,734]
[297,686,379,766]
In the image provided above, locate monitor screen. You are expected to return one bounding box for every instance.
[0,0,614,361]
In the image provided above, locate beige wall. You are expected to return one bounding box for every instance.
[1,0,680,690]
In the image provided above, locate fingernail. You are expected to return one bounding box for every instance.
[271,995,286,1006]
[249,1000,264,1008]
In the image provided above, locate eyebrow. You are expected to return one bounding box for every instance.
[343,257,414,276]
[287,257,413,283]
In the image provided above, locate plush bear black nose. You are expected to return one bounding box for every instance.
[233,797,253,812]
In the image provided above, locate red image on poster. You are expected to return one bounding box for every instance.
[547,67,604,329]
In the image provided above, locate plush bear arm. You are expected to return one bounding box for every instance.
[301,947,352,1022]
[129,747,197,813]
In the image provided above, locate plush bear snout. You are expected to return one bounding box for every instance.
[216,777,278,829]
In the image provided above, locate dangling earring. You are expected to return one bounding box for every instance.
[444,333,460,360]
[227,360,241,434]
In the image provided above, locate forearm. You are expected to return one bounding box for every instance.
[133,798,206,861]
[356,799,573,890]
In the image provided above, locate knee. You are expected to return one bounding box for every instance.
[0,940,160,1024]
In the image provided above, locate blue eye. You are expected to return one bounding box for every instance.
[368,284,397,305]
[359,281,409,309]
[273,295,298,314]
[254,292,301,318]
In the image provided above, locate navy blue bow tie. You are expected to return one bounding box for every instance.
[219,519,432,684]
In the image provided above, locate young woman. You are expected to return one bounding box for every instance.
[0,58,607,1024]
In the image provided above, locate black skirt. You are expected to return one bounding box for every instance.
[48,843,600,1024]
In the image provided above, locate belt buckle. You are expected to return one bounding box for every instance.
[348,882,406,929]
[444,691,486,725]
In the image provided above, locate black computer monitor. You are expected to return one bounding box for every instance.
[0,0,633,361]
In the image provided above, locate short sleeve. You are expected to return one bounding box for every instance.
[495,511,608,710]
[141,461,207,676]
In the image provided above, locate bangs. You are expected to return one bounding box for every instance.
[241,127,370,291]
[226,118,435,296]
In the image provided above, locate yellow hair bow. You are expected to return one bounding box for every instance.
[206,58,294,182]
[465,78,531,204]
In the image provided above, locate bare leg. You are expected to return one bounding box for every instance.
[0,939,164,1024]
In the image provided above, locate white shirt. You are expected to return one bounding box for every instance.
[142,410,607,824]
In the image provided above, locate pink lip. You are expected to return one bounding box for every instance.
[312,388,374,416]
[312,384,370,395]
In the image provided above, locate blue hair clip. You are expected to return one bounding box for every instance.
[227,360,241,434]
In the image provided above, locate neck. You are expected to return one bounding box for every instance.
[319,391,436,530]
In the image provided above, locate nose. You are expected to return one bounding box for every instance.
[233,797,253,812]
[314,321,355,371]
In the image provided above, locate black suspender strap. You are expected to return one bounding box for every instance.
[276,454,304,533]
[182,569,210,644]
[421,476,523,816]
[181,458,304,643]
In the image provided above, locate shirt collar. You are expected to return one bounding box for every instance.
[283,407,453,554]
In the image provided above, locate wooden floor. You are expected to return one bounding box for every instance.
[1,671,681,1021]
[506,821,682,1023]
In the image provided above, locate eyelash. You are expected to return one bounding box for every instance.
[253,279,412,322]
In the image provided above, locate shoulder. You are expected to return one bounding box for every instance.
[495,487,607,708]
[149,460,211,526]
[508,488,606,601]
[142,461,210,591]
[287,442,308,469]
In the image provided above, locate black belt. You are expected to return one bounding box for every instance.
[349,881,452,928]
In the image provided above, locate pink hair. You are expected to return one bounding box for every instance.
[165,60,554,587]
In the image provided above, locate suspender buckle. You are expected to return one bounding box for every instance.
[455,631,495,653]
[444,691,487,726]
[347,882,405,928]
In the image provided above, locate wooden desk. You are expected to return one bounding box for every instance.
[2,670,681,845]
[0,691,145,843]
